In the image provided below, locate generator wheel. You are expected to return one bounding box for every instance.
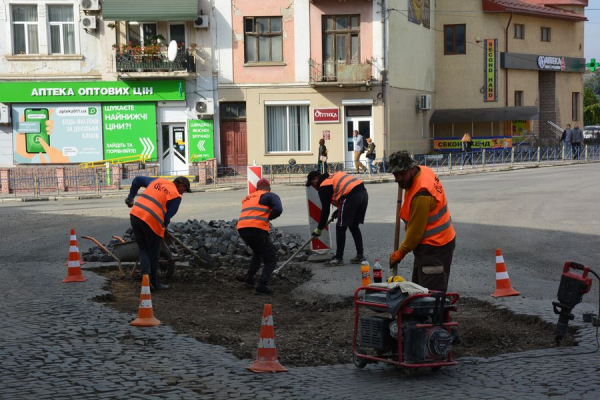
[352,354,367,369]
[157,259,175,280]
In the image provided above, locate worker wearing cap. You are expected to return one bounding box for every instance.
[388,151,456,292]
[125,176,191,291]
[236,179,283,295]
[306,170,368,266]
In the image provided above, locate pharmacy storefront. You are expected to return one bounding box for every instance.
[0,81,214,173]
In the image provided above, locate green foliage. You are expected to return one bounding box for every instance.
[586,70,600,99]
[584,103,600,126]
[584,86,598,108]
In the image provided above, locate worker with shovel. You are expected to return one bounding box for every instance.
[236,179,283,295]
[125,176,191,291]
[306,170,368,266]
[388,151,456,292]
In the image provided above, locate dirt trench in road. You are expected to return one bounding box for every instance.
[92,262,577,367]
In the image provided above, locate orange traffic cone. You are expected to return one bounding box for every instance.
[64,229,85,266]
[131,274,161,327]
[247,304,288,373]
[63,228,87,283]
[491,249,520,297]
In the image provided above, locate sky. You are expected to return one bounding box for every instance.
[585,0,600,61]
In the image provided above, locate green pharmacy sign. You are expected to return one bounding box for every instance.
[102,103,157,161]
[188,120,214,162]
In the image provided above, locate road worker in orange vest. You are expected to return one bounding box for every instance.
[306,170,369,266]
[236,179,283,295]
[125,176,191,291]
[388,151,456,292]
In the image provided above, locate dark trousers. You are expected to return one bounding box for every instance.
[572,143,581,159]
[335,225,363,260]
[335,189,368,259]
[238,228,277,288]
[412,238,456,292]
[130,215,162,288]
[461,151,473,166]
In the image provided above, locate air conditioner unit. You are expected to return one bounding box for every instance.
[195,99,214,115]
[82,16,97,29]
[81,0,101,11]
[419,94,432,110]
[193,15,209,29]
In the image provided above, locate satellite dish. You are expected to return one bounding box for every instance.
[167,40,178,62]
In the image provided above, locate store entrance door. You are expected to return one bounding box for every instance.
[345,117,372,170]
[160,124,189,175]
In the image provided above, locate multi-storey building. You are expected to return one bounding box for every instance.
[433,0,588,150]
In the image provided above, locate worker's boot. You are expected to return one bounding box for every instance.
[255,285,273,295]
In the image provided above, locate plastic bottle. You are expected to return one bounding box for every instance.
[373,259,382,283]
[360,260,371,287]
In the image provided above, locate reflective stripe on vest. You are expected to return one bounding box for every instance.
[321,172,361,207]
[399,166,455,246]
[130,178,181,238]
[237,190,271,231]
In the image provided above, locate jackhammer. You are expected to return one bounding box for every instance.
[552,261,593,346]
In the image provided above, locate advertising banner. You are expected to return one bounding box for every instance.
[12,104,103,164]
[433,136,512,152]
[103,103,157,161]
[188,119,214,162]
[484,39,498,102]
[0,80,185,103]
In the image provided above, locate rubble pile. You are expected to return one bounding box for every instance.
[82,219,312,267]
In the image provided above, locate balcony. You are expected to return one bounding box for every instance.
[309,58,373,86]
[114,48,196,78]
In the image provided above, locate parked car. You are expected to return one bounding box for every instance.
[583,125,600,144]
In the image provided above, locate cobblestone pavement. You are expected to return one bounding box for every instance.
[2,259,599,400]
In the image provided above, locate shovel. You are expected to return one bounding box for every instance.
[166,231,214,268]
[274,211,337,275]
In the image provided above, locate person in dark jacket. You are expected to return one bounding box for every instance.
[571,122,584,159]
[306,170,368,266]
[126,176,191,291]
[317,138,328,174]
[236,179,283,295]
[460,133,473,169]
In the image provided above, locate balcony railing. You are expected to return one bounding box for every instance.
[114,49,196,73]
[309,58,372,84]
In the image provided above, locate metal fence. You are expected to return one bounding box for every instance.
[1,145,598,199]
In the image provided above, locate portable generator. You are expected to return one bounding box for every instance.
[352,286,459,370]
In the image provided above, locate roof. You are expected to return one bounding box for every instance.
[482,0,587,21]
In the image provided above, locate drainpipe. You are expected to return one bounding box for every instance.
[504,13,513,108]
[381,0,388,160]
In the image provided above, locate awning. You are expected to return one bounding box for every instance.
[102,0,198,22]
[430,106,538,124]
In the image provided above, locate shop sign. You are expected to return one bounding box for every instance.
[102,103,157,161]
[0,80,185,103]
[12,104,103,164]
[537,55,565,71]
[484,39,498,102]
[188,119,214,162]
[313,108,339,123]
[433,136,512,153]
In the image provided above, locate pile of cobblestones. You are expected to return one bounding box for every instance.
[82,219,311,267]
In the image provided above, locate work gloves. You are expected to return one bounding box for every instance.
[389,250,405,270]
[312,228,322,237]
[125,197,134,208]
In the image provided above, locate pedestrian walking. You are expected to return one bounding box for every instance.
[460,133,473,169]
[306,170,368,266]
[352,130,366,173]
[571,122,584,159]
[126,176,192,291]
[388,151,456,292]
[560,124,571,146]
[365,138,377,174]
[318,138,328,174]
[236,179,283,295]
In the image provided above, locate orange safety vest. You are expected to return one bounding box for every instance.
[236,190,271,232]
[130,178,181,238]
[320,172,362,207]
[399,166,455,247]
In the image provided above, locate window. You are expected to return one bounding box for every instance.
[244,17,283,63]
[572,92,580,121]
[48,5,75,54]
[127,22,158,46]
[515,91,523,107]
[444,24,466,55]
[514,24,524,40]
[12,5,39,54]
[323,15,360,66]
[541,27,551,42]
[221,103,247,120]
[266,105,310,152]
